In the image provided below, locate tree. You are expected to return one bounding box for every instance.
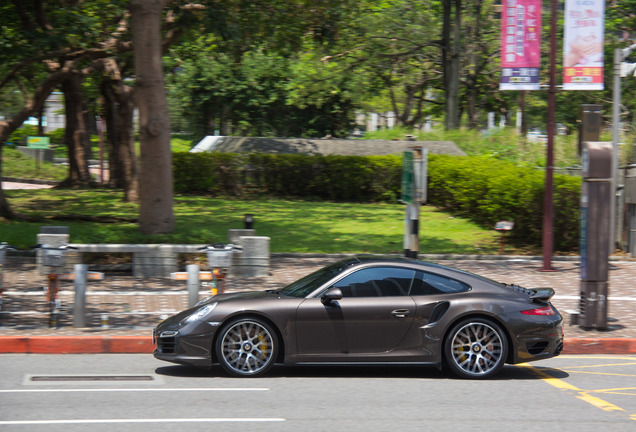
[168,1,362,138]
[461,0,500,129]
[130,0,174,234]
[0,65,77,219]
[0,1,134,219]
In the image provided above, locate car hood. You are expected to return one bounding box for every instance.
[155,290,279,330]
[200,290,279,305]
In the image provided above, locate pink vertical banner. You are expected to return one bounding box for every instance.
[500,0,542,90]
[563,0,605,90]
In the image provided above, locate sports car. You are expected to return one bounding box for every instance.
[153,255,563,379]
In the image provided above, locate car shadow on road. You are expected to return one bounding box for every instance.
[155,363,569,381]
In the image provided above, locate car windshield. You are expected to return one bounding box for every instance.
[277,259,355,298]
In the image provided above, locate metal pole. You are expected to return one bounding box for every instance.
[541,0,558,272]
[630,203,636,258]
[73,264,88,328]
[610,48,622,255]
[186,264,200,307]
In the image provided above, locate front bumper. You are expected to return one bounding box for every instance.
[153,325,217,368]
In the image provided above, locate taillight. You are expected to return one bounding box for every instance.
[521,306,555,316]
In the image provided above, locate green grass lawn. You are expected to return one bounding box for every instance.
[1,149,67,181]
[0,188,517,255]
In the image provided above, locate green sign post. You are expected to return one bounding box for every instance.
[27,136,50,149]
[26,136,51,176]
[402,148,427,258]
[401,151,414,204]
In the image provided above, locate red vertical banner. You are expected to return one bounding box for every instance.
[500,0,542,90]
[563,0,605,90]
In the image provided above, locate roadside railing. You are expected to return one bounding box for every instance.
[0,236,272,329]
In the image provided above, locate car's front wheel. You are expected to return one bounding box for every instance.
[215,318,278,377]
[444,318,508,379]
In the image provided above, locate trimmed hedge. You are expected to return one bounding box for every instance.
[427,154,581,251]
[173,152,402,202]
[172,151,581,251]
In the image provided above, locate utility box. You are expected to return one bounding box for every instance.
[625,170,636,205]
[579,141,612,329]
[626,165,636,258]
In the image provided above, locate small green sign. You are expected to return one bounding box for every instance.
[401,151,414,204]
[27,136,50,149]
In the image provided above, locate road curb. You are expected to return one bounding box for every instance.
[0,335,154,354]
[561,337,636,355]
[1,335,635,355]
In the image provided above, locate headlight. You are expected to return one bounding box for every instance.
[182,302,218,324]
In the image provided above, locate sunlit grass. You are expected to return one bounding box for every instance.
[0,189,513,255]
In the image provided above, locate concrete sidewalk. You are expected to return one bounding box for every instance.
[1,255,635,355]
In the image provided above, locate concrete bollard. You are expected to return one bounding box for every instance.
[228,229,255,244]
[133,245,178,278]
[231,236,270,277]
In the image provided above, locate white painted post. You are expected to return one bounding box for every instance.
[187,264,200,307]
[73,264,88,328]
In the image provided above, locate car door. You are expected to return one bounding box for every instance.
[294,266,417,359]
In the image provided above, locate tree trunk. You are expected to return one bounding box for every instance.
[130,0,174,234]
[101,74,140,202]
[443,0,461,130]
[59,71,92,188]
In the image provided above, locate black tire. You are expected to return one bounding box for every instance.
[444,317,508,379]
[215,317,278,377]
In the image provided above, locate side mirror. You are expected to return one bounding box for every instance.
[321,287,343,305]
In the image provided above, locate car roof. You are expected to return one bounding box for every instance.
[345,254,497,284]
[346,254,450,269]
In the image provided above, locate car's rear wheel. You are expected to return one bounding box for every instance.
[215,318,278,377]
[444,318,508,379]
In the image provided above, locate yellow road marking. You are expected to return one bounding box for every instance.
[560,356,636,360]
[518,363,635,421]
[560,370,636,378]
[593,389,636,397]
[563,362,636,369]
[518,364,579,390]
[576,392,625,412]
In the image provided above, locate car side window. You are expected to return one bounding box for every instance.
[410,271,470,295]
[332,267,415,297]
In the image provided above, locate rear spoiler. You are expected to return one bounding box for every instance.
[530,288,555,301]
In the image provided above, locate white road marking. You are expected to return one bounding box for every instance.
[553,295,636,301]
[0,387,269,393]
[0,418,285,425]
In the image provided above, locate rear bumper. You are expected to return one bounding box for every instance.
[512,318,564,364]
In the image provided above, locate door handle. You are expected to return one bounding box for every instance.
[391,309,411,318]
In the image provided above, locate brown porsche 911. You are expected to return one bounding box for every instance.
[154,255,563,379]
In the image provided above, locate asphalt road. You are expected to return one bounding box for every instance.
[1,354,635,431]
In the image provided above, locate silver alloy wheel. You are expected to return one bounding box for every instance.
[449,321,504,377]
[219,320,275,376]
